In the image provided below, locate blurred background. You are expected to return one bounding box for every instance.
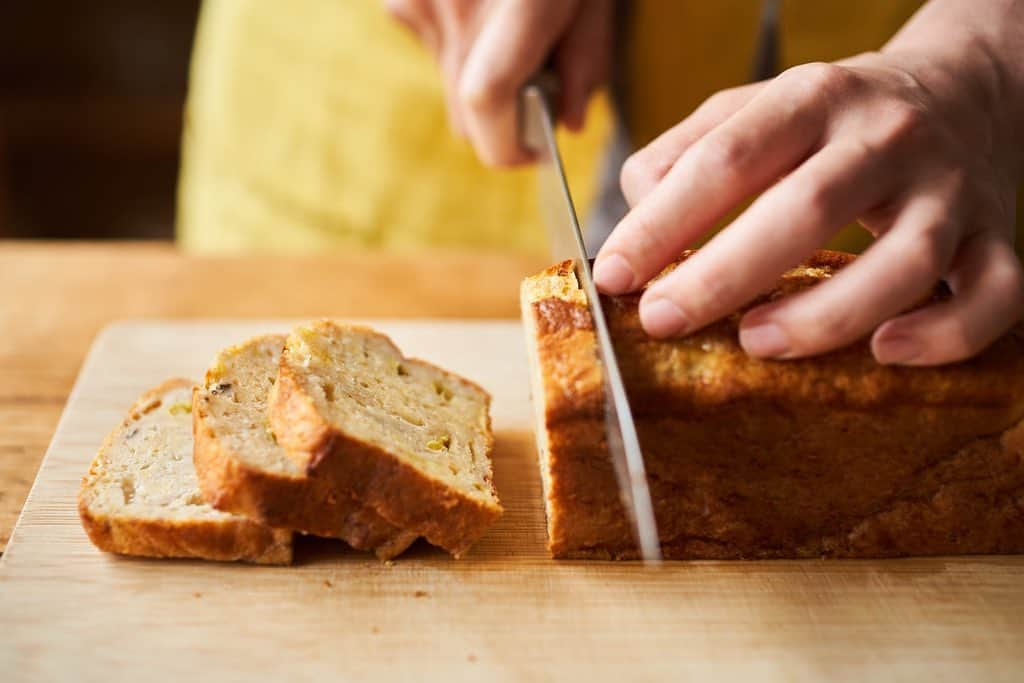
[0,0,605,254]
[0,1,965,256]
[0,1,200,240]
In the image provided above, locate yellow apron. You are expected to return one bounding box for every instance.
[178,0,1021,255]
[177,0,609,255]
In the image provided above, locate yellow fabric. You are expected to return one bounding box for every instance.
[179,0,1022,256]
[178,0,611,255]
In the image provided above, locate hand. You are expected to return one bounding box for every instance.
[385,0,613,166]
[594,46,1024,366]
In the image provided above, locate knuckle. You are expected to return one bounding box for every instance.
[781,61,853,99]
[700,88,735,113]
[786,181,835,228]
[988,257,1024,302]
[620,151,649,189]
[457,73,511,114]
[693,133,751,177]
[876,102,928,148]
[687,267,736,315]
[902,231,951,282]
[620,151,666,204]
[626,208,672,256]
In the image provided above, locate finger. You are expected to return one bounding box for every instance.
[638,138,895,339]
[620,82,765,207]
[458,0,579,166]
[595,69,833,295]
[435,0,481,138]
[385,0,440,54]
[553,0,612,132]
[738,190,961,358]
[871,233,1024,365]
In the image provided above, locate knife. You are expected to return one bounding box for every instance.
[520,76,662,563]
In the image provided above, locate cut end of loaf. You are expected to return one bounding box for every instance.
[520,251,1024,560]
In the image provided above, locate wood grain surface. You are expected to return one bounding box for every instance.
[0,241,546,552]
[2,320,1024,682]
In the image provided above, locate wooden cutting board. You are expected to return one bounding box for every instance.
[2,320,1023,682]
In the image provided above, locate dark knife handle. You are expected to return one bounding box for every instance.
[519,68,561,155]
[525,68,560,114]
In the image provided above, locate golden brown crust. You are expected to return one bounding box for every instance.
[192,397,417,559]
[530,252,1024,417]
[78,378,293,565]
[78,499,293,565]
[269,323,502,558]
[190,339,417,560]
[522,251,1024,559]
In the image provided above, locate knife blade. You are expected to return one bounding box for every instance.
[521,78,662,563]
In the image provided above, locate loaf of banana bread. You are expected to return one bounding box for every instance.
[521,251,1024,559]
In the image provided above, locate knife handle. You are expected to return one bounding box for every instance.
[519,68,561,154]
[526,68,560,113]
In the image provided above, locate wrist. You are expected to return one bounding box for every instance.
[881,10,1024,180]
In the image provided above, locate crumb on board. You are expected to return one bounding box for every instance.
[323,579,333,588]
[467,654,477,663]
[371,626,380,635]
[383,560,395,568]
[193,592,201,598]
[413,590,428,598]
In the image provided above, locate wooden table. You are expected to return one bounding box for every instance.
[0,240,545,553]
[7,241,1024,682]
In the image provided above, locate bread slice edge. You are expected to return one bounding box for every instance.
[78,378,292,565]
[269,321,502,558]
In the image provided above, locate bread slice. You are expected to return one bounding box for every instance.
[269,320,502,558]
[522,252,1024,559]
[79,379,292,564]
[192,334,417,560]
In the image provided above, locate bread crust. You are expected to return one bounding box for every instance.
[191,337,417,560]
[269,322,502,558]
[522,252,1024,559]
[78,501,293,565]
[78,378,293,565]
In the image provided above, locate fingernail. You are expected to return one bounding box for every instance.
[874,334,923,365]
[593,254,635,293]
[740,322,789,357]
[640,297,689,338]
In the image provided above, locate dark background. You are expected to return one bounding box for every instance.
[0,1,201,239]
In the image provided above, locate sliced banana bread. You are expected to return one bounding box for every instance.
[270,321,502,558]
[192,334,417,560]
[79,379,292,564]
